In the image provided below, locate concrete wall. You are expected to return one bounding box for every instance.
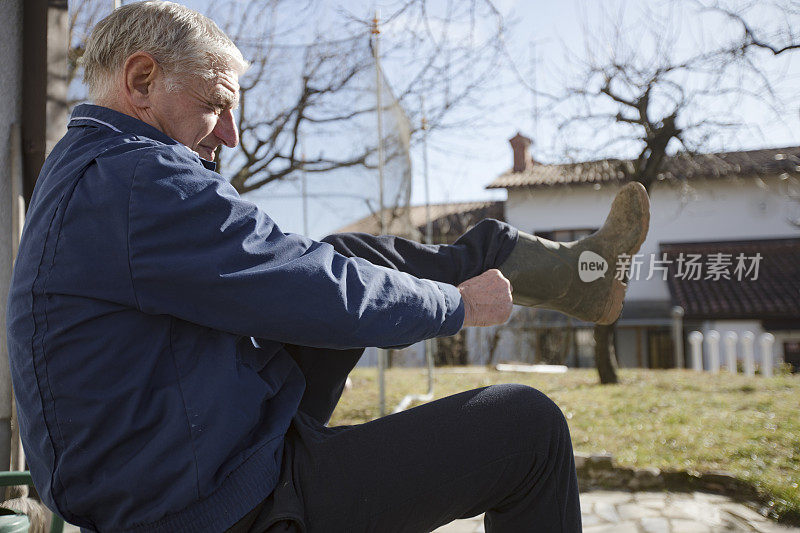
[699,319,778,369]
[0,0,24,471]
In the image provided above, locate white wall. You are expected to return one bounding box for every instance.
[506,175,800,303]
[616,328,649,368]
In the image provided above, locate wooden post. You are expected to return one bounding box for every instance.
[635,327,643,368]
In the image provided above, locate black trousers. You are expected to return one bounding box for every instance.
[230,220,581,533]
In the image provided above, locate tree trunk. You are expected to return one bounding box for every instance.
[435,332,468,366]
[484,328,503,368]
[594,323,619,384]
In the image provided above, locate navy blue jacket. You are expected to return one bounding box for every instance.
[6,104,464,532]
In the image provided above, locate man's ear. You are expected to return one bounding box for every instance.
[123,52,159,109]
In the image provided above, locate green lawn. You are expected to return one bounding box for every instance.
[331,368,800,521]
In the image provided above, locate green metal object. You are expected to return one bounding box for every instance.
[0,510,30,533]
[0,474,31,488]
[0,471,64,533]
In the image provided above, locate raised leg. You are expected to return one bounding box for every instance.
[322,218,518,286]
[498,182,650,325]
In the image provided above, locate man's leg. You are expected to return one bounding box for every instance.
[330,184,651,327]
[328,182,650,327]
[322,218,518,286]
[282,223,579,531]
[287,219,518,425]
[288,384,581,532]
[282,344,363,425]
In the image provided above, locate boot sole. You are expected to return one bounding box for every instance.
[595,182,650,325]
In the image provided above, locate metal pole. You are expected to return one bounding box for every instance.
[372,12,387,417]
[422,99,435,397]
[393,99,436,413]
[530,42,537,142]
[301,144,309,236]
[422,98,432,246]
[373,12,386,235]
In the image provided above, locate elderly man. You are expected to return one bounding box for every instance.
[7,2,649,532]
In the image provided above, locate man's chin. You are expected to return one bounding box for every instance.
[195,147,216,161]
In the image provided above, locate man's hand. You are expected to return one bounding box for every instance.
[457,269,513,327]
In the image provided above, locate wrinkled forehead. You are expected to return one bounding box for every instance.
[209,70,241,109]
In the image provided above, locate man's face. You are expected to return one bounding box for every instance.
[148,69,240,161]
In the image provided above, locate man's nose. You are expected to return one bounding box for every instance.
[214,108,239,148]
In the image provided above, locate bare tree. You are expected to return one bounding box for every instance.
[217,0,508,196]
[483,326,503,368]
[534,2,799,383]
[68,0,510,236]
[66,0,108,105]
[693,0,800,56]
[71,0,508,192]
[693,0,800,227]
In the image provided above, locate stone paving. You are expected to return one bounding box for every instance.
[433,490,800,533]
[59,489,800,532]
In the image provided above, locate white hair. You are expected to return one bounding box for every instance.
[83,1,248,103]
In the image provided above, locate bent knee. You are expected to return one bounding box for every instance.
[486,383,569,429]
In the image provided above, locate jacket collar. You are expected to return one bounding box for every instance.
[68,103,217,171]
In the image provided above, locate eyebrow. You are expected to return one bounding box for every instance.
[210,88,240,110]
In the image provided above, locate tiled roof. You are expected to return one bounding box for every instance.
[335,201,505,238]
[660,238,800,320]
[487,146,800,189]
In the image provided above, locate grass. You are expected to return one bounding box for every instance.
[330,367,800,521]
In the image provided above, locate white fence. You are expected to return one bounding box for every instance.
[687,330,775,376]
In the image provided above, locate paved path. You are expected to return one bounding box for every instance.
[433,490,800,533]
[60,490,798,532]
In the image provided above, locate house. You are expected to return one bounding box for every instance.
[336,200,505,244]
[487,133,800,370]
[334,135,800,371]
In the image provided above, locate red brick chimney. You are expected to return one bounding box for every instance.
[509,132,533,173]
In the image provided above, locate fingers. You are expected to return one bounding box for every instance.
[456,269,513,327]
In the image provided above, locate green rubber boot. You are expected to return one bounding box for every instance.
[498,182,650,325]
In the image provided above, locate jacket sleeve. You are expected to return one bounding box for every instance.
[126,146,464,349]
